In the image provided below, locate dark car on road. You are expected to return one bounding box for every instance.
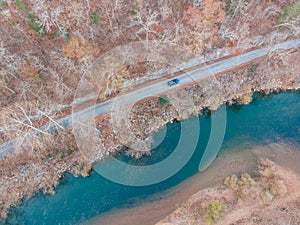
[167,78,180,86]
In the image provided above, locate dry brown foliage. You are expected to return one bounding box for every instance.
[62,37,99,59]
[18,63,40,80]
[184,0,225,53]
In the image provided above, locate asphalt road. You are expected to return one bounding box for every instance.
[1,39,299,158]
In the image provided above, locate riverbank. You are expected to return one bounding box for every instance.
[84,141,300,225]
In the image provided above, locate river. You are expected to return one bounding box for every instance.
[4,91,300,225]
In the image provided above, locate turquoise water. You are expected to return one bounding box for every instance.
[4,91,300,225]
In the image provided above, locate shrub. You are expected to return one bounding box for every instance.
[15,0,45,35]
[205,200,226,225]
[130,9,137,15]
[0,1,7,8]
[250,64,258,73]
[91,10,102,25]
[279,2,300,23]
[16,0,29,13]
[159,95,168,105]
[28,13,45,36]
[64,33,71,40]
